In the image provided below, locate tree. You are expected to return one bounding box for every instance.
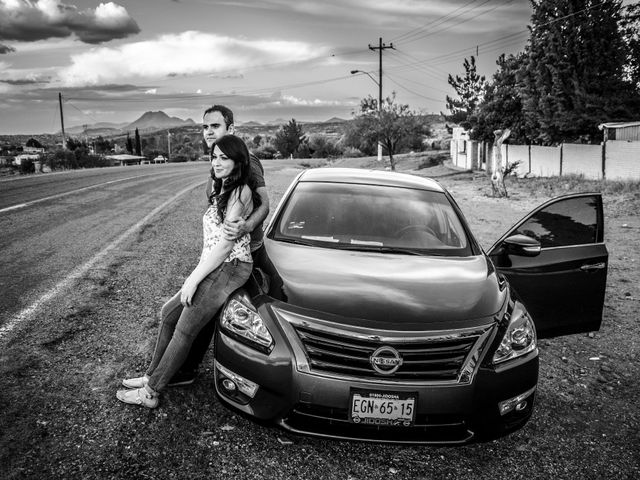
[490,129,512,197]
[444,56,487,128]
[348,92,431,171]
[25,138,43,149]
[470,53,528,143]
[126,133,133,154]
[274,119,305,157]
[134,128,141,156]
[93,136,112,154]
[521,0,639,144]
[621,1,640,90]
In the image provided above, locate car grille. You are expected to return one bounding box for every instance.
[283,404,473,444]
[292,323,485,381]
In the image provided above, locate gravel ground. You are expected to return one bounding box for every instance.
[1,154,638,479]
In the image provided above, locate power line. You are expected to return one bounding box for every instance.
[396,0,516,47]
[382,73,443,103]
[384,70,450,95]
[390,0,482,43]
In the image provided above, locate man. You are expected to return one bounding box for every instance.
[169,104,269,386]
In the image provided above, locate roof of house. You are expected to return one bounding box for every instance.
[598,121,640,130]
[105,154,147,160]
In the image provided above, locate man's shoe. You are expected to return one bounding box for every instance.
[116,385,159,409]
[167,370,196,387]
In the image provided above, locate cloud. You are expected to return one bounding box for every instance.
[280,94,344,107]
[57,31,324,86]
[208,73,245,80]
[0,77,50,85]
[0,0,140,44]
[0,43,16,54]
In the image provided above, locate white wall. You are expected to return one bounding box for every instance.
[563,144,603,180]
[605,141,640,180]
[505,145,530,177]
[451,139,640,181]
[529,146,561,177]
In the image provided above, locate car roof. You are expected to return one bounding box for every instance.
[297,168,445,192]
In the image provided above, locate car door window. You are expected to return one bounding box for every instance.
[514,196,600,248]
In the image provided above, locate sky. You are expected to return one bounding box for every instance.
[0,0,537,135]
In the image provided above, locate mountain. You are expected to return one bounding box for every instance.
[124,111,195,132]
[64,121,128,135]
[266,118,288,126]
[238,121,264,127]
[324,117,348,123]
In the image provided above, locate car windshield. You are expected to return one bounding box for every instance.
[272,181,472,256]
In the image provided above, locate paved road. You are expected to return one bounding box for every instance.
[0,163,210,330]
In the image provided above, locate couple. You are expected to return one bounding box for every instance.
[116,105,270,408]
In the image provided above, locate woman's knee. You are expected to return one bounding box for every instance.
[160,293,182,321]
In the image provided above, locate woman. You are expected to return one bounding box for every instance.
[116,134,260,408]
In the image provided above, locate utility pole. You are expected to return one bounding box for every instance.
[167,131,172,161]
[368,38,394,162]
[58,92,67,150]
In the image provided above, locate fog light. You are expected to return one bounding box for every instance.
[215,360,259,398]
[221,378,237,392]
[515,401,527,412]
[498,386,536,416]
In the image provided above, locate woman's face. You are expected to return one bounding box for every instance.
[212,145,236,180]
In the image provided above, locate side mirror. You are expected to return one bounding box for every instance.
[503,234,541,257]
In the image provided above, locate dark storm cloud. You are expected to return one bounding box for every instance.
[0,1,140,45]
[0,44,16,54]
[0,77,50,85]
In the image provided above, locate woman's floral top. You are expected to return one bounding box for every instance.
[202,197,252,263]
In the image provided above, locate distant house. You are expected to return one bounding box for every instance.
[14,153,40,166]
[105,154,146,166]
[23,146,45,154]
[598,121,640,142]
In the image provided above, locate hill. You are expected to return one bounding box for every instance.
[124,111,195,132]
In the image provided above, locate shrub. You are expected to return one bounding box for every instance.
[253,145,278,160]
[19,158,35,174]
[417,153,447,169]
[169,154,188,163]
[341,147,365,158]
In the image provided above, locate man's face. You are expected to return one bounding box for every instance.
[202,110,233,148]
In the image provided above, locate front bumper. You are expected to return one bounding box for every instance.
[213,304,539,444]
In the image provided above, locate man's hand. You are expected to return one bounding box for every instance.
[223,217,249,241]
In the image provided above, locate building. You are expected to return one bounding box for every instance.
[105,154,147,166]
[598,121,640,142]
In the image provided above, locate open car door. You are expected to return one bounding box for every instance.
[487,193,608,338]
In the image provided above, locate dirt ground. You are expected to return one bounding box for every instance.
[0,153,638,479]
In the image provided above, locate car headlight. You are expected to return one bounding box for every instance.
[492,300,537,364]
[220,294,274,353]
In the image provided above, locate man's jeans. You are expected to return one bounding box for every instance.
[145,260,251,392]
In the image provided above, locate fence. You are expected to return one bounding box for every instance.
[450,139,640,181]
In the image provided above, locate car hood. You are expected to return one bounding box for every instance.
[262,240,505,329]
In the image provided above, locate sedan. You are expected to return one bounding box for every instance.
[212,168,608,444]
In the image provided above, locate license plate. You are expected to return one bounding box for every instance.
[349,390,416,426]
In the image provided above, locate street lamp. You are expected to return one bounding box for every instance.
[350,69,379,86]
[350,70,383,162]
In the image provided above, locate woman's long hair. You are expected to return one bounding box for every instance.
[209,135,261,222]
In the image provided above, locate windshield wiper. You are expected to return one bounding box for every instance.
[332,244,424,256]
[275,237,318,247]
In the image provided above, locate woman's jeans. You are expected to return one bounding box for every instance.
[145,259,251,392]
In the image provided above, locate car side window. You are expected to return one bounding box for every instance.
[515,196,599,248]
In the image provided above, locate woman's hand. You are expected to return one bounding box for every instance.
[180,275,200,307]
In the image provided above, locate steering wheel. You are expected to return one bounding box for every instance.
[395,224,438,239]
